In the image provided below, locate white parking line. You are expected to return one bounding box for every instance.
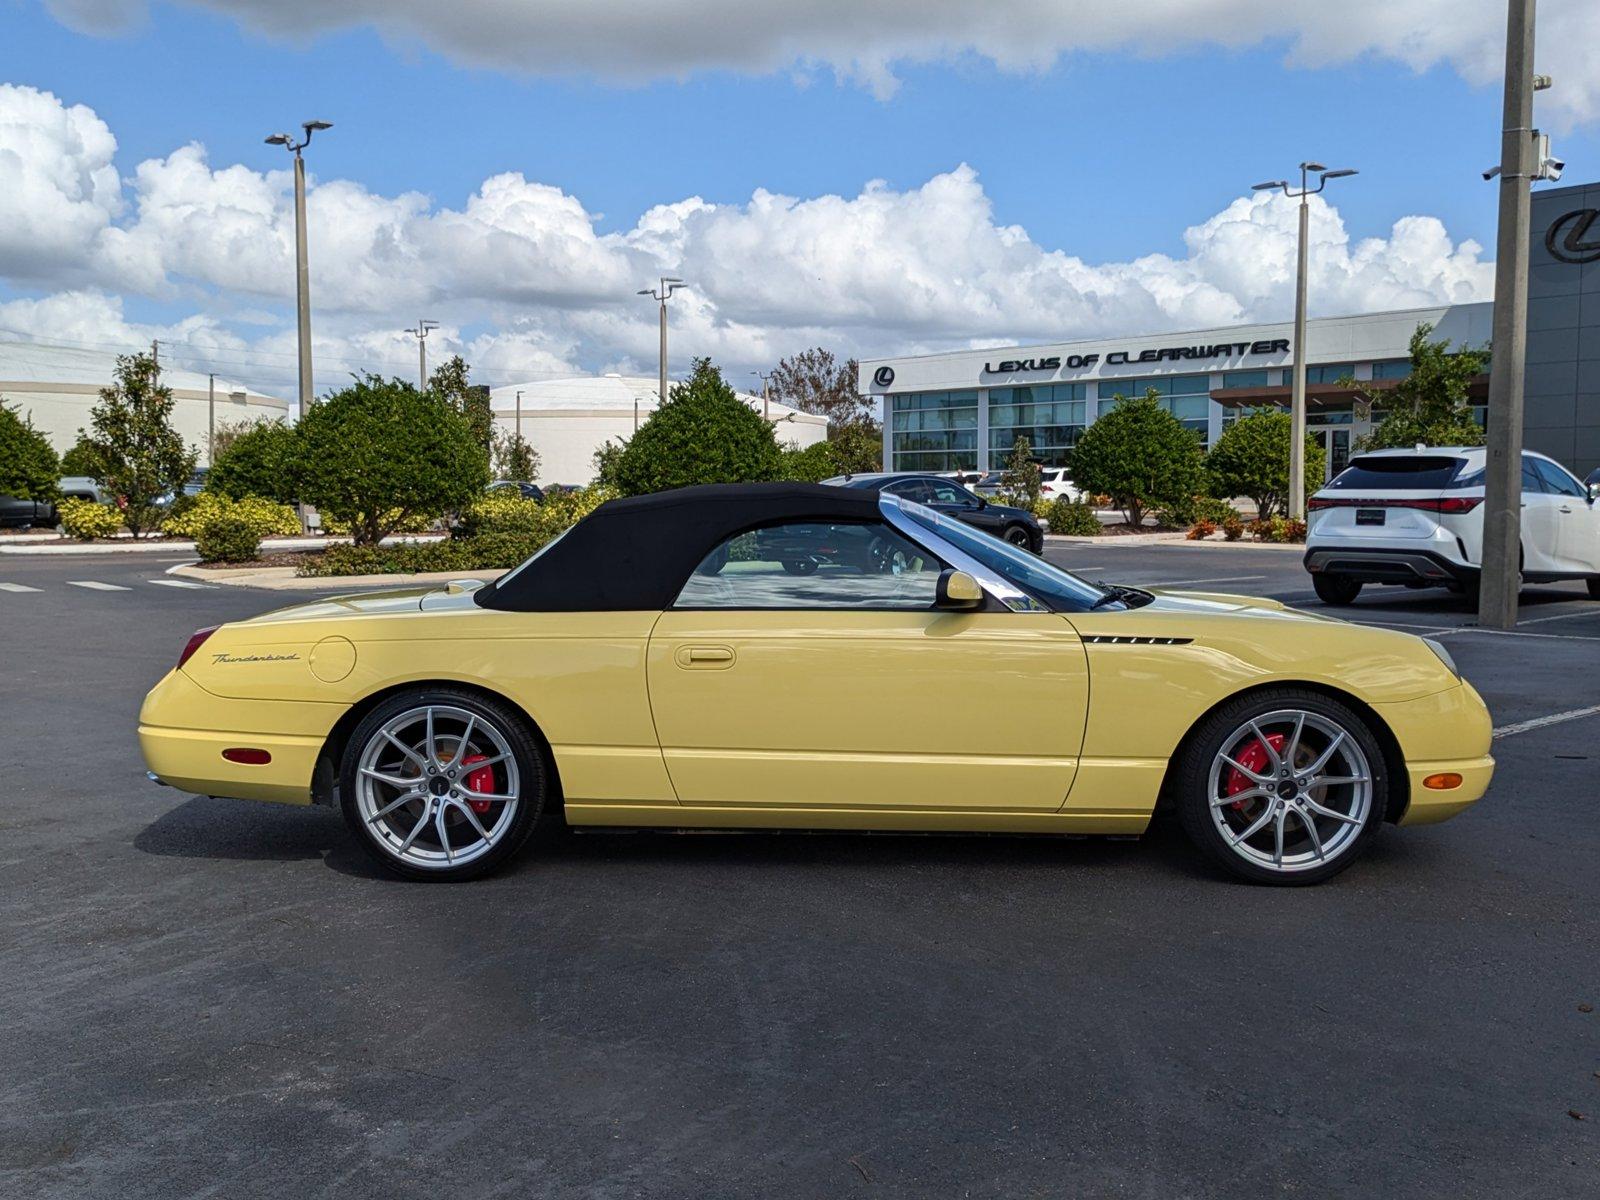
[1136,575,1266,588]
[1493,704,1600,739]
[1516,608,1600,627]
[147,578,212,589]
[66,580,131,591]
[0,582,41,593]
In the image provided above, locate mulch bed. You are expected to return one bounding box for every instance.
[192,549,323,570]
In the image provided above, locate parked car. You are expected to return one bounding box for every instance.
[140,482,1492,885]
[0,494,56,529]
[1039,467,1082,502]
[821,472,1044,552]
[487,480,545,502]
[1303,446,1600,605]
[969,470,1007,496]
[58,476,111,504]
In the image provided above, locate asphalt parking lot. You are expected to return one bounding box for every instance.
[2,546,1597,1198]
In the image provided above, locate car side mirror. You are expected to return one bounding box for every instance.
[935,569,984,611]
[1589,483,1600,504]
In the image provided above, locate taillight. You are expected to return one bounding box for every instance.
[177,626,218,669]
[1308,496,1483,514]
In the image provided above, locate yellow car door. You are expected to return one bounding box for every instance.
[645,518,1089,812]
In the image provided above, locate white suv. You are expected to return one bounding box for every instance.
[1303,446,1600,605]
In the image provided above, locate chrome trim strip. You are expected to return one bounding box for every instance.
[877,493,1051,613]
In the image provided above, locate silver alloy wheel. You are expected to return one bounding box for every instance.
[354,703,521,871]
[1206,708,1373,875]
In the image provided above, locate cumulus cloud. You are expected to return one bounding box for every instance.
[41,0,1600,125]
[0,83,1494,398]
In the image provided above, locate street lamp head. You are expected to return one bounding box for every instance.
[264,133,291,146]
[303,120,333,132]
[1301,161,1327,173]
[636,288,654,296]
[1321,168,1358,179]
[1252,180,1286,191]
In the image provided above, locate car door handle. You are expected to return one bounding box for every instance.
[676,645,735,669]
[1560,506,1574,514]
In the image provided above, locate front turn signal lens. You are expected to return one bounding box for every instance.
[1423,772,1463,790]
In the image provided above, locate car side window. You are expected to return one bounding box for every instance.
[1532,458,1586,499]
[885,479,932,503]
[674,521,944,610]
[927,482,974,505]
[1521,457,1548,494]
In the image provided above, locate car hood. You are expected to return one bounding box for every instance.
[238,580,489,626]
[1138,588,1340,622]
[985,502,1038,522]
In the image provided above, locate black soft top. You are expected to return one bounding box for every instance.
[475,482,885,612]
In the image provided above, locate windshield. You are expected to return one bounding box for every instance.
[1326,455,1468,491]
[894,501,1114,613]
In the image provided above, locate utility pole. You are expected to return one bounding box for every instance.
[208,373,216,467]
[1479,0,1539,629]
[264,120,331,412]
[1253,164,1358,519]
[515,389,522,444]
[637,277,686,404]
[751,370,772,421]
[405,319,439,390]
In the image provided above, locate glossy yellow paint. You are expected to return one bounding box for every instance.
[137,582,1493,833]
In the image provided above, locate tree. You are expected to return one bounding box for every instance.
[828,419,882,474]
[612,358,782,495]
[429,355,495,454]
[1070,391,1204,527]
[0,402,60,501]
[777,440,838,482]
[1353,323,1488,450]
[492,427,540,483]
[208,419,302,503]
[78,352,198,537]
[59,435,99,478]
[296,375,489,545]
[1001,436,1043,506]
[592,439,625,489]
[1205,411,1325,519]
[768,347,875,430]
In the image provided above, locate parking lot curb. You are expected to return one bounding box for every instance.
[1045,533,1306,550]
[171,563,503,590]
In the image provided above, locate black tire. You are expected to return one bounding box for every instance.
[1002,524,1032,549]
[338,687,548,881]
[781,558,819,576]
[1173,688,1389,886]
[1587,577,1600,600]
[1312,573,1362,606]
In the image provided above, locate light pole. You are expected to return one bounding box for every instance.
[1253,163,1358,519]
[637,277,686,404]
[207,372,215,467]
[264,120,331,412]
[751,370,772,421]
[405,319,439,390]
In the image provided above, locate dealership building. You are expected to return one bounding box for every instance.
[862,178,1600,482]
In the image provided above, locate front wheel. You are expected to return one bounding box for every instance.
[1311,573,1362,605]
[339,688,548,881]
[1173,689,1388,885]
[1003,524,1033,550]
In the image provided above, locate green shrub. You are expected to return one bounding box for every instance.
[1045,498,1102,536]
[454,492,545,539]
[776,441,839,483]
[613,358,781,495]
[162,493,301,540]
[0,403,60,502]
[1249,516,1309,544]
[59,498,123,540]
[195,514,262,563]
[1070,391,1205,527]
[208,419,302,504]
[1205,412,1324,519]
[1192,495,1237,524]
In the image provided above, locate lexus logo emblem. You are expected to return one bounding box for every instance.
[872,366,895,387]
[1546,209,1600,264]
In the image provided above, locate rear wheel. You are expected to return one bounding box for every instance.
[1312,573,1362,605]
[1174,689,1388,886]
[339,688,547,881]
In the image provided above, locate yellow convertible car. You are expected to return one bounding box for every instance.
[140,484,1493,885]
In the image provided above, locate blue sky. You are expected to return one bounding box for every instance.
[1,0,1595,393]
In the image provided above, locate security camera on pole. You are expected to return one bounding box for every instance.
[637,278,687,406]
[1252,163,1358,520]
[263,120,332,414]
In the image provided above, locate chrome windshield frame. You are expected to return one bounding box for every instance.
[877,492,1053,613]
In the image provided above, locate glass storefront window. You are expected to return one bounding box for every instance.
[889,390,980,471]
[1371,359,1412,380]
[988,384,1086,466]
[1222,370,1270,389]
[1305,363,1355,385]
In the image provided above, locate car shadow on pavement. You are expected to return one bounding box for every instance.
[133,793,384,878]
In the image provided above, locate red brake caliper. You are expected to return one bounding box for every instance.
[1224,733,1286,810]
[460,753,495,815]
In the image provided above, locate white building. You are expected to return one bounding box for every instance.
[861,303,1497,484]
[0,340,288,467]
[489,373,830,485]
